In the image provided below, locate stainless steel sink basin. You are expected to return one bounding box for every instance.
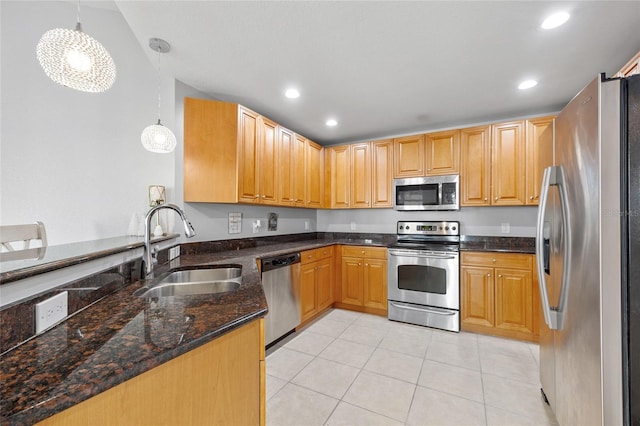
[158,267,241,284]
[137,280,241,298]
[135,267,242,298]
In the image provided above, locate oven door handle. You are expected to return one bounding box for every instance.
[388,250,457,260]
[389,302,457,316]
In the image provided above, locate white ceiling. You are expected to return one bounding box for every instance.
[114,1,640,145]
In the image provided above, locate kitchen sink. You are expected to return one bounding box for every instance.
[135,267,242,298]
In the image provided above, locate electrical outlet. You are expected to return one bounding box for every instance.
[501,223,511,233]
[350,222,356,231]
[252,220,261,234]
[35,291,68,334]
[168,246,180,260]
[304,220,309,231]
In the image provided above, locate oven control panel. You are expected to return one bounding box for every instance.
[397,221,459,236]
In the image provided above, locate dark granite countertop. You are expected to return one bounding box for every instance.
[0,235,179,284]
[459,236,535,254]
[0,234,533,424]
[0,237,386,425]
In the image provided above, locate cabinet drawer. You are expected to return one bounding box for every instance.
[461,251,532,270]
[301,246,333,264]
[341,245,387,259]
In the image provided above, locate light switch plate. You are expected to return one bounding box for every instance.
[501,223,511,233]
[228,212,242,234]
[35,291,68,334]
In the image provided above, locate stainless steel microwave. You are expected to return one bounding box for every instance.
[393,175,460,211]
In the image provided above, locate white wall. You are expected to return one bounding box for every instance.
[318,206,538,237]
[0,1,175,245]
[173,80,317,243]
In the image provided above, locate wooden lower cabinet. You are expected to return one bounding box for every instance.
[461,251,538,342]
[300,247,334,323]
[336,246,387,316]
[38,319,265,426]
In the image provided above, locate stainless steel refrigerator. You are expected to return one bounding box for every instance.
[536,73,640,426]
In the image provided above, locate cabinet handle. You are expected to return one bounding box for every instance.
[530,196,534,200]
[361,250,365,254]
[365,263,369,266]
[495,197,498,201]
[487,274,491,277]
[254,195,260,199]
[492,258,496,262]
[498,274,503,278]
[484,197,488,201]
[358,263,362,266]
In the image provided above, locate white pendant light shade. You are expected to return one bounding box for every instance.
[141,38,176,154]
[141,119,177,153]
[36,24,116,93]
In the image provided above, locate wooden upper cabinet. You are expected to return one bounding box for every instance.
[393,134,425,178]
[425,130,460,175]
[460,126,491,206]
[491,121,526,205]
[616,50,640,77]
[258,117,279,205]
[292,135,307,207]
[305,140,323,208]
[371,139,394,208]
[327,145,351,208]
[525,116,554,205]
[237,107,260,203]
[278,127,295,205]
[184,97,240,203]
[351,142,372,208]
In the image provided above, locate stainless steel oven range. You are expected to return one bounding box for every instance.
[387,220,460,332]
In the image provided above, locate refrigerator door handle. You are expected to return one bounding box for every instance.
[536,166,571,330]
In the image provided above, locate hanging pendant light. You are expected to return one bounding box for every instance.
[141,38,177,154]
[36,1,116,93]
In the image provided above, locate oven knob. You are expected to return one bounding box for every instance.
[445,226,450,230]
[452,226,457,231]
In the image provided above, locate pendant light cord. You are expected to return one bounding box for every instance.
[75,0,83,32]
[156,49,162,124]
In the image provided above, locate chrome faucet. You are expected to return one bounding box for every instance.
[143,204,196,277]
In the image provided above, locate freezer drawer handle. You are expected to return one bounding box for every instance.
[536,166,571,330]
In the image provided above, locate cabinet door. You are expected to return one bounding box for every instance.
[341,256,363,306]
[393,135,425,178]
[258,117,279,205]
[238,107,260,203]
[460,126,491,206]
[278,127,294,205]
[363,258,387,310]
[351,142,371,208]
[328,145,351,208]
[316,258,333,311]
[292,135,306,207]
[371,139,394,208]
[495,268,533,334]
[525,116,554,205]
[306,140,323,208]
[425,130,460,175]
[461,266,495,328]
[491,121,526,205]
[300,263,317,322]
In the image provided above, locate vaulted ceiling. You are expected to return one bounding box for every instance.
[115,1,640,144]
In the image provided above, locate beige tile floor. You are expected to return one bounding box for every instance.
[266,309,559,426]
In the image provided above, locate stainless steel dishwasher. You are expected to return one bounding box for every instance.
[260,252,301,346]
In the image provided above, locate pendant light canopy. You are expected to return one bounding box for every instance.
[141,38,176,154]
[36,2,116,93]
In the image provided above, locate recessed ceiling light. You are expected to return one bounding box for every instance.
[326,119,338,127]
[285,88,300,99]
[541,12,570,29]
[518,79,538,90]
